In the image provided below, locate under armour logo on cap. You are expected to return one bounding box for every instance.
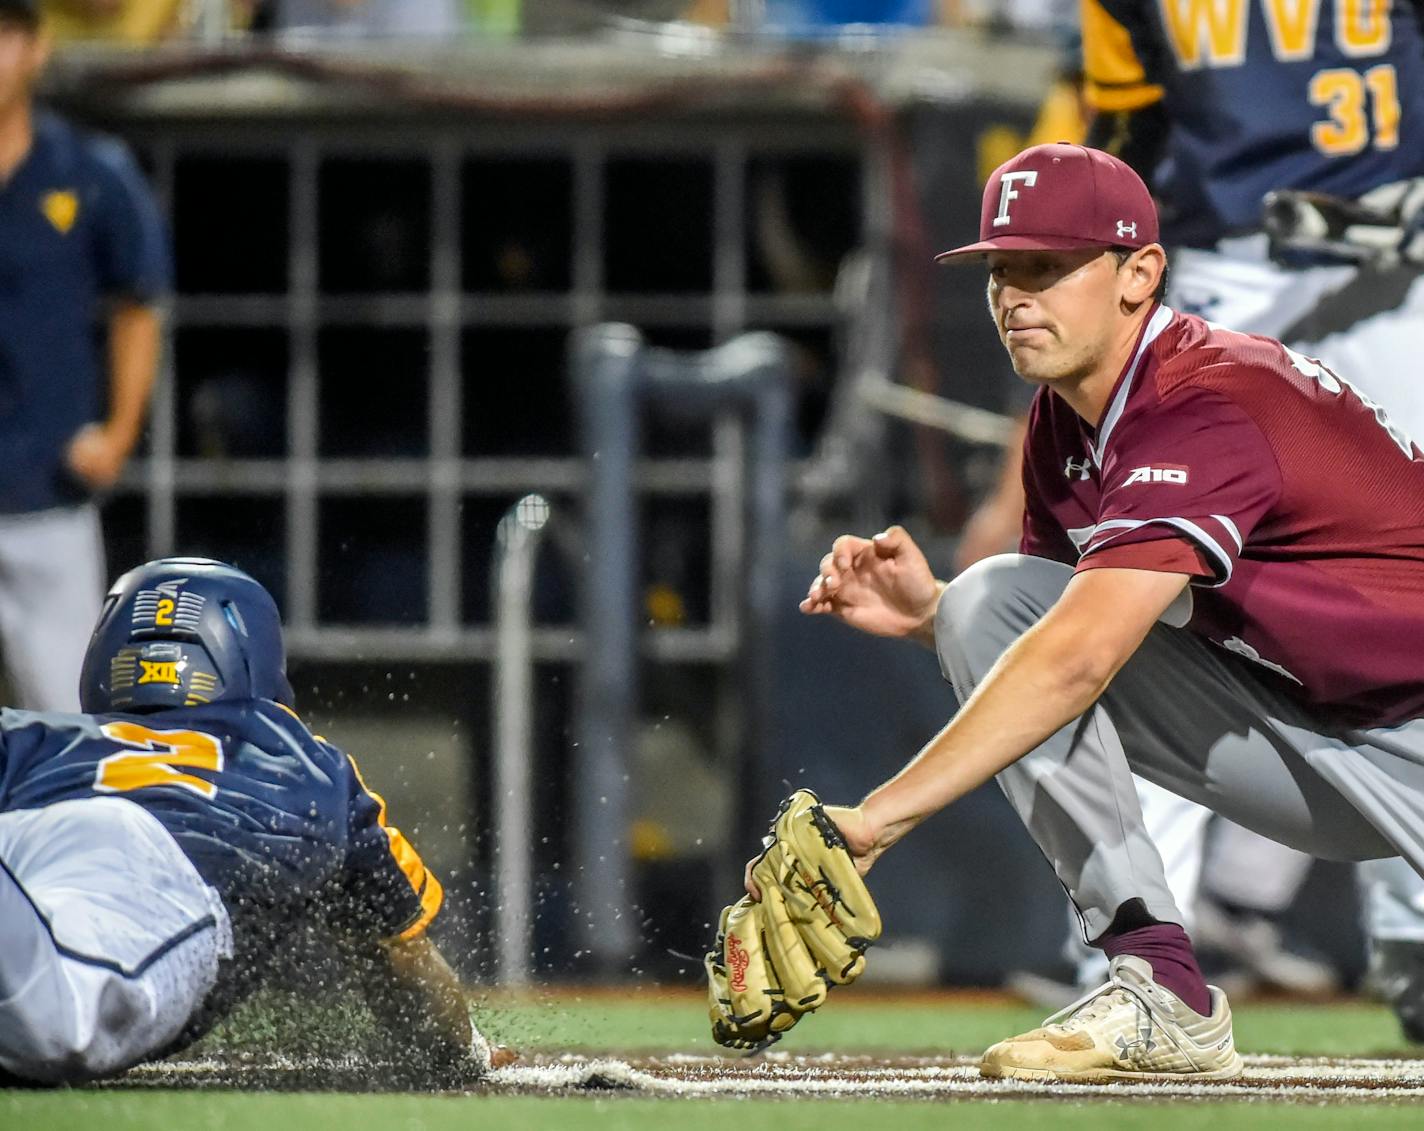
[1117,220,1137,239]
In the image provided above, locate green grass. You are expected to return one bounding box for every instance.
[4,991,1423,1130]
[8,1093,1424,1131]
[477,990,1415,1059]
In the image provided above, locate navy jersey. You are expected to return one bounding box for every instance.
[1082,0,1424,246]
[0,111,170,514]
[0,700,442,945]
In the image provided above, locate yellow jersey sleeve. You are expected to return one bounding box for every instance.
[346,753,445,943]
[1082,0,1166,112]
[1027,79,1090,148]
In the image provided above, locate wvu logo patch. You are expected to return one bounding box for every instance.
[138,660,182,685]
[1123,464,1189,486]
[41,190,79,235]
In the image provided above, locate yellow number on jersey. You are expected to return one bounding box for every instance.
[1365,62,1401,147]
[93,721,224,800]
[1310,63,1400,155]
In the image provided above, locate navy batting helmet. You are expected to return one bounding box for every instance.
[79,558,294,714]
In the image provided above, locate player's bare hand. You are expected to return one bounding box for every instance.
[821,805,885,877]
[744,801,884,899]
[800,526,945,645]
[66,423,132,492]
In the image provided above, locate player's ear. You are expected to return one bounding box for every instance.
[1120,244,1166,308]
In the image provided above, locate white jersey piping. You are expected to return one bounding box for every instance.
[1081,514,1236,588]
[1092,304,1175,468]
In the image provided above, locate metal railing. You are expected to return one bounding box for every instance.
[491,493,553,986]
[569,324,793,973]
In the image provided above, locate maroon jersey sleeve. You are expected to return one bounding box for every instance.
[1078,539,1214,576]
[1079,388,1282,586]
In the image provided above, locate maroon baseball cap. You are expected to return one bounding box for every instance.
[936,143,1159,263]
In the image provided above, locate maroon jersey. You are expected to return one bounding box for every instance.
[1022,305,1424,727]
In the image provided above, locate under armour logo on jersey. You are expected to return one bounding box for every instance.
[1064,457,1093,480]
[1116,220,1137,239]
[1123,465,1189,485]
[992,171,1038,228]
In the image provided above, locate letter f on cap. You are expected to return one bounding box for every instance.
[993,171,1038,228]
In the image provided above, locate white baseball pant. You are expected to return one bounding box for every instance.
[0,796,231,1083]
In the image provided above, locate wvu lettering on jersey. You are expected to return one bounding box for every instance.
[1155,0,1392,72]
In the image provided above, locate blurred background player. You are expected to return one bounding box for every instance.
[0,557,505,1084]
[0,0,167,711]
[957,0,1424,1010]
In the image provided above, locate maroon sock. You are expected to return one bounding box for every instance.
[1100,922,1212,1016]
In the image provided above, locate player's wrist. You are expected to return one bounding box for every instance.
[101,416,142,454]
[860,786,930,858]
[909,580,949,648]
[855,798,896,856]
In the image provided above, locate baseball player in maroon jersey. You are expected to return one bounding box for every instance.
[795,142,1424,1080]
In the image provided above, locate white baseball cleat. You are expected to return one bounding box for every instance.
[979,955,1244,1082]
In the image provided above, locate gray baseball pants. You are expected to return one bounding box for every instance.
[937,554,1424,942]
[0,504,105,712]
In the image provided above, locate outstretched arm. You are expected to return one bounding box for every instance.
[364,933,515,1081]
[827,567,1190,874]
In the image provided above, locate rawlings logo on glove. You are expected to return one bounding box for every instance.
[727,932,751,992]
[704,789,882,1053]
